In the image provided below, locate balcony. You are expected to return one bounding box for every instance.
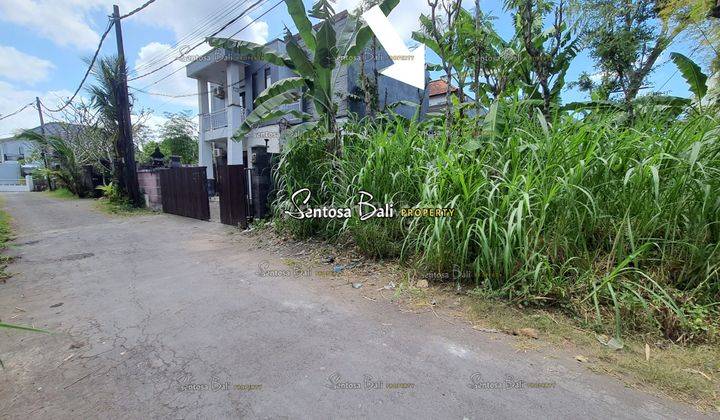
[201,107,249,134]
[202,109,228,132]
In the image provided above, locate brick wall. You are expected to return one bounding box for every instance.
[137,169,163,210]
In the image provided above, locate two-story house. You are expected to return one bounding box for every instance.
[185,10,428,190]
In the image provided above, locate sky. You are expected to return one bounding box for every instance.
[0,0,701,139]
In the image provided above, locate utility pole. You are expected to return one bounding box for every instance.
[35,97,54,191]
[112,5,143,207]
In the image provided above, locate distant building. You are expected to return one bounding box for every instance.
[0,122,86,165]
[427,78,460,113]
[0,122,89,181]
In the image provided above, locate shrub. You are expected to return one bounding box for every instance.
[273,108,720,341]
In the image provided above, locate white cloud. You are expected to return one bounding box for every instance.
[0,46,55,85]
[0,81,74,138]
[335,0,428,41]
[126,0,270,110]
[0,0,105,51]
[125,0,270,45]
[334,0,476,41]
[131,42,199,108]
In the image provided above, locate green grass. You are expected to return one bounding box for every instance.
[274,107,720,342]
[94,199,154,217]
[43,187,79,200]
[0,199,13,280]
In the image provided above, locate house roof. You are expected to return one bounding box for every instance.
[427,79,459,97]
[0,122,87,143]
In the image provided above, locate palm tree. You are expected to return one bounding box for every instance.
[87,56,124,186]
[86,56,142,206]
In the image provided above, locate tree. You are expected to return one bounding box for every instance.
[87,55,142,204]
[208,0,400,154]
[582,0,683,118]
[18,130,89,197]
[413,0,464,140]
[456,5,525,110]
[156,111,199,164]
[660,0,720,72]
[508,0,579,117]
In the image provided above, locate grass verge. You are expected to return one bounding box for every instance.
[42,187,78,200]
[0,199,13,280]
[94,199,155,216]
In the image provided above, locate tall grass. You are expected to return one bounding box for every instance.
[273,108,720,341]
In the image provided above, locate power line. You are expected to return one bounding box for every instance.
[225,0,282,39]
[128,0,269,82]
[131,0,251,75]
[656,44,702,92]
[42,20,115,113]
[130,0,267,82]
[130,78,247,98]
[134,0,282,92]
[131,0,243,74]
[0,102,36,121]
[120,0,160,19]
[130,86,203,98]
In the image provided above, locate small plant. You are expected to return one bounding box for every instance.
[96,182,125,204]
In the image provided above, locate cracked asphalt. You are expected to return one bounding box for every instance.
[0,192,709,419]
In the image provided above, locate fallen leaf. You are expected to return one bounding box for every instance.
[575,355,588,363]
[682,368,712,381]
[416,280,429,289]
[50,302,63,308]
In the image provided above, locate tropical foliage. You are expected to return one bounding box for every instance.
[208,0,400,151]
[266,0,720,342]
[138,111,199,164]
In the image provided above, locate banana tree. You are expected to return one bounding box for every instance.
[670,52,716,110]
[208,0,399,153]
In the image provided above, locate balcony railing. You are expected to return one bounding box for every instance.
[201,107,248,132]
[202,109,228,132]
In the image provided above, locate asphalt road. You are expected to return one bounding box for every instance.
[0,192,707,419]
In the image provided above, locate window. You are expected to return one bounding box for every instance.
[264,68,272,90]
[251,72,258,102]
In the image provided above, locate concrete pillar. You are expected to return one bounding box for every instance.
[199,138,214,180]
[197,79,209,128]
[226,62,244,166]
[197,79,213,179]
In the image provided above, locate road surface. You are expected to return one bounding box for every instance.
[0,192,706,419]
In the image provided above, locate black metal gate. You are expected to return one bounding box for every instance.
[216,164,249,228]
[158,167,210,220]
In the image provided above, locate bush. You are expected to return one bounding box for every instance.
[273,108,720,341]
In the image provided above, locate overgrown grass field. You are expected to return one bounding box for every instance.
[274,107,720,342]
